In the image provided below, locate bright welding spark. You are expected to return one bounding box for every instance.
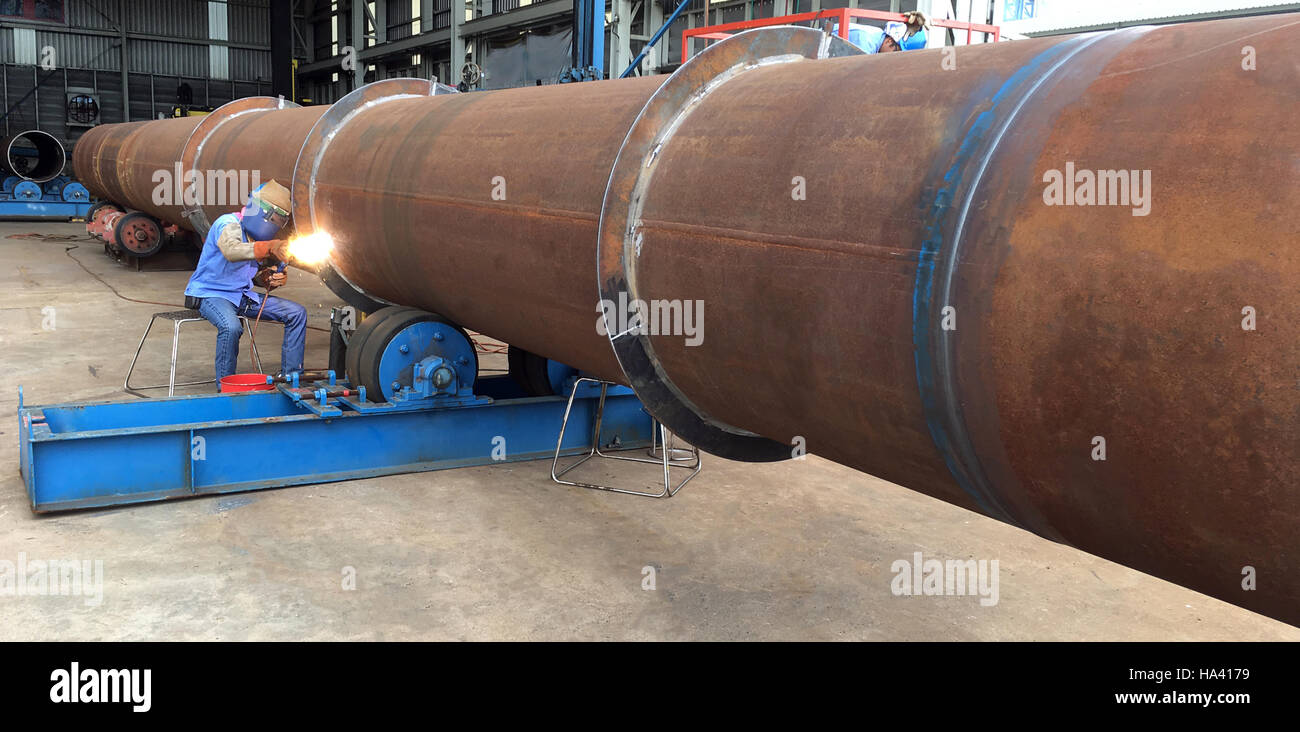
[287,231,334,265]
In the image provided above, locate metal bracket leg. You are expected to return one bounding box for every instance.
[551,377,701,498]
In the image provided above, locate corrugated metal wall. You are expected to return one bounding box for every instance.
[230,1,272,45]
[126,0,210,39]
[65,0,118,31]
[0,0,274,173]
[1,1,272,76]
[229,48,270,82]
[2,65,118,144]
[128,41,210,77]
[33,31,120,70]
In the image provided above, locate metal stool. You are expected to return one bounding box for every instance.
[551,377,701,498]
[123,309,264,396]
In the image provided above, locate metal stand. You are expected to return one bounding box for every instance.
[552,377,701,497]
[124,310,265,396]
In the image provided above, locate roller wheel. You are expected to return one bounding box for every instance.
[86,200,116,223]
[508,345,557,396]
[353,308,477,402]
[12,180,41,200]
[114,212,164,257]
[344,306,419,390]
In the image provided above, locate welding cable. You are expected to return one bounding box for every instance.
[60,242,331,333]
[246,263,284,369]
[472,335,509,354]
[63,244,186,309]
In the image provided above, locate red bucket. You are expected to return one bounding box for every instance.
[219,373,275,392]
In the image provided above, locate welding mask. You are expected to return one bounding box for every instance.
[241,181,291,242]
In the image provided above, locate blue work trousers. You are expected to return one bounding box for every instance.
[197,295,306,381]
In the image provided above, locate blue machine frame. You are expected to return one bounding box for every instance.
[18,374,653,513]
[1,175,91,219]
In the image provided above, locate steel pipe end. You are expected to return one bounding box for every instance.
[178,96,301,236]
[2,130,67,183]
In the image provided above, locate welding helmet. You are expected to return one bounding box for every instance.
[241,180,291,242]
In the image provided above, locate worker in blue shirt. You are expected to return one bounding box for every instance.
[837,10,930,54]
[183,179,307,384]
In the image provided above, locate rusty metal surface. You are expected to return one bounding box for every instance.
[72,104,318,231]
[68,15,1299,625]
[308,76,666,381]
[71,120,148,203]
[290,78,455,309]
[73,116,202,225]
[976,16,1300,623]
[622,16,1299,624]
[114,116,204,225]
[178,96,304,233]
[599,27,865,462]
[190,105,326,227]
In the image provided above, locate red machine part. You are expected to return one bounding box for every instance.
[113,212,165,257]
[92,206,165,258]
[98,209,127,245]
[85,202,122,242]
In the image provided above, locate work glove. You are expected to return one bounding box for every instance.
[253,268,288,290]
[252,239,291,261]
[902,10,930,37]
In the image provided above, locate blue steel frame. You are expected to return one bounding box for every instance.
[1,176,92,219]
[17,375,653,513]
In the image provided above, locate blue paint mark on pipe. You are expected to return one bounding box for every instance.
[911,41,1080,517]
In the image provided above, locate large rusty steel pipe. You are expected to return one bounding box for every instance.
[293,75,666,379]
[71,98,312,232]
[72,15,1299,625]
[72,120,149,204]
[73,116,203,225]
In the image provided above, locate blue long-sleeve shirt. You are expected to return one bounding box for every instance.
[184,211,262,306]
[834,22,928,54]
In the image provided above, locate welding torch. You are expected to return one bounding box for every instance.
[247,258,288,368]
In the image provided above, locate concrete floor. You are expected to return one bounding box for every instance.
[0,221,1295,641]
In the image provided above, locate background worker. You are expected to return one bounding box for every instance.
[183,180,307,384]
[836,10,931,54]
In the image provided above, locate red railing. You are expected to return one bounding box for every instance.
[681,8,1001,64]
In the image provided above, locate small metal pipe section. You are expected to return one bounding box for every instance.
[1,130,67,182]
[70,15,1300,626]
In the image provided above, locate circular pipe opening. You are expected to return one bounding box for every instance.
[4,130,66,182]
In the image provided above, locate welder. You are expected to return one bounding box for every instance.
[183,179,307,384]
